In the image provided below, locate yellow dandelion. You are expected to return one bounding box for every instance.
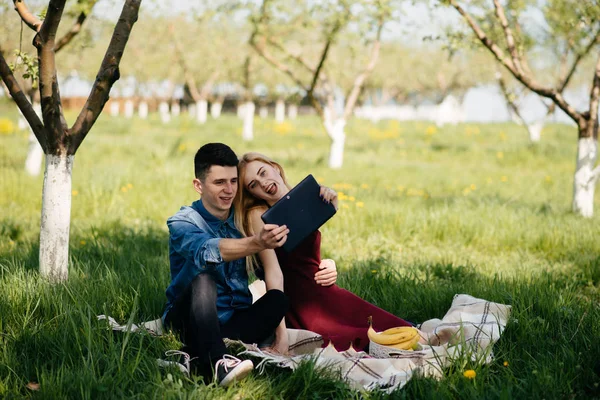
[178,144,186,152]
[397,185,405,191]
[463,188,471,196]
[356,202,364,208]
[499,132,507,141]
[72,190,79,196]
[127,183,133,189]
[470,184,476,191]
[80,240,86,246]
[361,184,369,189]
[371,269,378,274]
[503,361,509,367]
[425,125,437,135]
[463,370,476,379]
[121,187,128,192]
[317,176,325,183]
[342,204,349,209]
[501,176,508,182]
[497,151,504,159]
[545,175,552,182]
[348,196,355,202]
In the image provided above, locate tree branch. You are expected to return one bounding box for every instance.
[54,0,98,53]
[587,54,600,138]
[69,0,141,154]
[492,0,525,77]
[558,26,600,93]
[250,36,308,93]
[169,23,202,101]
[34,0,68,153]
[342,19,383,119]
[449,0,583,125]
[199,70,219,99]
[0,48,47,151]
[13,0,42,32]
[266,37,316,75]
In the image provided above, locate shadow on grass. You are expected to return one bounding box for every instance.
[1,225,599,398]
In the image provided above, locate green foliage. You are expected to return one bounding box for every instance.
[0,100,599,398]
[9,50,39,88]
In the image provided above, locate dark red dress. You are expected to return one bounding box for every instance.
[275,230,412,351]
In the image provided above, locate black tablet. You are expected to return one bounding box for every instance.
[261,174,336,252]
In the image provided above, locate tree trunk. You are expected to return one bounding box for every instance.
[210,101,222,119]
[237,103,244,119]
[242,101,255,141]
[110,101,119,117]
[196,99,208,124]
[275,99,285,123]
[288,104,298,119]
[527,121,543,143]
[138,101,148,119]
[124,99,134,118]
[24,102,43,176]
[325,118,346,169]
[159,101,170,124]
[39,154,74,282]
[171,101,180,117]
[572,135,598,218]
[259,105,268,119]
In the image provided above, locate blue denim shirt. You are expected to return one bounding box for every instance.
[162,199,253,325]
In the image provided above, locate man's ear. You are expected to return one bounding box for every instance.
[193,178,203,196]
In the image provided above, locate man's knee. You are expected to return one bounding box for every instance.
[266,289,289,314]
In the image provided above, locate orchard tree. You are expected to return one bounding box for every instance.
[0,0,142,281]
[443,0,600,217]
[250,0,391,168]
[7,0,99,176]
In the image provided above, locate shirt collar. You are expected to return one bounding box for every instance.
[192,199,236,228]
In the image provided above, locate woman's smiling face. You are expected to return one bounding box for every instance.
[243,160,288,205]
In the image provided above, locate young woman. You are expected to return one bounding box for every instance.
[234,152,421,352]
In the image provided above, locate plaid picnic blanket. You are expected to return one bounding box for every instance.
[98,290,510,393]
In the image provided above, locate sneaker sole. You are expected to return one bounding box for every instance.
[156,358,189,376]
[218,360,254,387]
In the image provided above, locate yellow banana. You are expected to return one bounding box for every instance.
[367,316,420,349]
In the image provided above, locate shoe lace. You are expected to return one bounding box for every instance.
[164,350,195,368]
[215,354,242,373]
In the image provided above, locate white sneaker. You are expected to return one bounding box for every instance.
[156,350,193,376]
[214,355,254,387]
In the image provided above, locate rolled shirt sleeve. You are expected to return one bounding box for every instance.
[168,219,223,271]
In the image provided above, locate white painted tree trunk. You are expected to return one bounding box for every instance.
[259,106,268,119]
[188,103,197,117]
[242,101,255,141]
[527,121,543,143]
[196,100,208,124]
[572,137,599,218]
[210,101,222,119]
[325,118,346,169]
[237,103,245,119]
[24,102,43,176]
[110,101,119,117]
[124,99,134,119]
[138,101,148,119]
[39,154,74,282]
[159,101,170,124]
[275,99,285,123]
[171,102,180,117]
[288,104,298,120]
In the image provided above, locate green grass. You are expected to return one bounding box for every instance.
[0,99,599,399]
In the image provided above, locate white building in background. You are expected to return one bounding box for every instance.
[355,84,591,126]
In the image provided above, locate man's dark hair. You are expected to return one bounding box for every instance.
[194,143,238,180]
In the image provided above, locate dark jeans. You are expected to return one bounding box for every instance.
[164,273,288,368]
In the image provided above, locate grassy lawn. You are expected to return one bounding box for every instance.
[0,98,599,399]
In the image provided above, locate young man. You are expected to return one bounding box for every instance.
[161,143,292,386]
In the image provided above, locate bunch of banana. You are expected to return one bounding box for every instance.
[367,316,421,351]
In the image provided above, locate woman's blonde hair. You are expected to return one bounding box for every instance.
[234,152,291,274]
